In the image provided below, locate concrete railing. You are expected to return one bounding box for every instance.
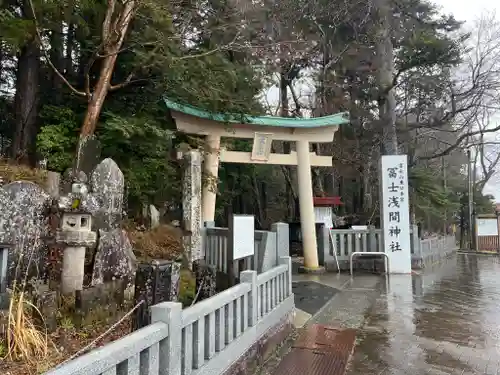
[330,229,384,261]
[45,257,294,375]
[322,226,457,270]
[203,222,289,274]
[412,235,457,269]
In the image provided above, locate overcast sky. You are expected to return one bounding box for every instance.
[435,0,494,22]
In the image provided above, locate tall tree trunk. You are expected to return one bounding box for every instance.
[0,41,3,85]
[50,17,64,104]
[80,54,119,136]
[280,70,296,220]
[375,0,397,154]
[65,23,75,78]
[79,0,136,137]
[12,33,40,163]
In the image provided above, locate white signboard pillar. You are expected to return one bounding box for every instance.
[380,155,412,274]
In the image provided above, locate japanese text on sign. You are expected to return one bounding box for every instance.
[251,133,273,161]
[380,155,411,273]
[385,163,405,251]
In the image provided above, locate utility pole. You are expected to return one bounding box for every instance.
[467,148,474,249]
[442,156,447,234]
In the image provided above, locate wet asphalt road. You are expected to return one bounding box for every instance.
[347,254,500,375]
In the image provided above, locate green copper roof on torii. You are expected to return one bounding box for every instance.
[164,98,350,128]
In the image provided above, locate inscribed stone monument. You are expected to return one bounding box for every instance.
[380,155,411,274]
[182,150,202,267]
[0,181,50,287]
[133,260,181,329]
[90,158,125,230]
[74,135,102,177]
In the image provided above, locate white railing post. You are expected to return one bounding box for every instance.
[272,222,290,260]
[203,221,215,266]
[411,225,420,256]
[241,270,258,327]
[151,302,183,375]
[279,256,292,297]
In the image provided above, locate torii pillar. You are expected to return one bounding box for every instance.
[203,134,220,222]
[165,99,349,271]
[295,139,318,268]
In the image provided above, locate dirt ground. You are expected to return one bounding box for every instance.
[1,315,132,375]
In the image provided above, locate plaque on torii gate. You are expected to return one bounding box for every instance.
[165,99,349,271]
[251,132,273,162]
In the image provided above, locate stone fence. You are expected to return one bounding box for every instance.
[203,222,289,275]
[45,257,294,375]
[320,226,457,270]
[414,235,457,268]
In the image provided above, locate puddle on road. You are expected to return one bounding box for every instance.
[347,255,500,375]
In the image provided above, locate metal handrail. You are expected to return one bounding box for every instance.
[349,251,389,276]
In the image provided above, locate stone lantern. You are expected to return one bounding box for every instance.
[56,179,97,294]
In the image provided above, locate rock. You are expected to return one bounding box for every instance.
[182,150,202,266]
[149,205,160,229]
[91,228,137,287]
[90,158,125,230]
[133,260,181,329]
[0,181,51,288]
[193,260,217,301]
[74,135,102,178]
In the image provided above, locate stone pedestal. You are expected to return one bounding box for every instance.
[61,246,86,294]
[133,260,181,329]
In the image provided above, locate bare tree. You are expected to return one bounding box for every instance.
[470,108,500,191]
[410,13,500,163]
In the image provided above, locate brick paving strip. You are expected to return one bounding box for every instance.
[272,324,357,375]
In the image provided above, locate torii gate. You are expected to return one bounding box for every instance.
[166,99,349,271]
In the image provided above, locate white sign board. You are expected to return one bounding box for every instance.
[314,206,333,228]
[251,133,273,161]
[477,218,498,236]
[380,155,411,274]
[232,215,255,259]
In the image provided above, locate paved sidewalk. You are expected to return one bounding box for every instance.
[259,255,500,375]
[273,324,357,375]
[253,272,383,375]
[347,255,500,375]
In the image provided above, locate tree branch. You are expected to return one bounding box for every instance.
[417,124,500,162]
[109,76,148,91]
[27,0,86,97]
[103,0,117,43]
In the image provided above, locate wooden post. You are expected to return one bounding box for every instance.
[497,214,500,254]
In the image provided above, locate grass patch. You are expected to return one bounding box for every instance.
[5,291,49,364]
[0,159,48,185]
[128,224,183,262]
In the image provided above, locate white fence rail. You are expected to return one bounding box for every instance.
[203,222,289,274]
[415,235,456,268]
[322,226,457,270]
[45,257,293,375]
